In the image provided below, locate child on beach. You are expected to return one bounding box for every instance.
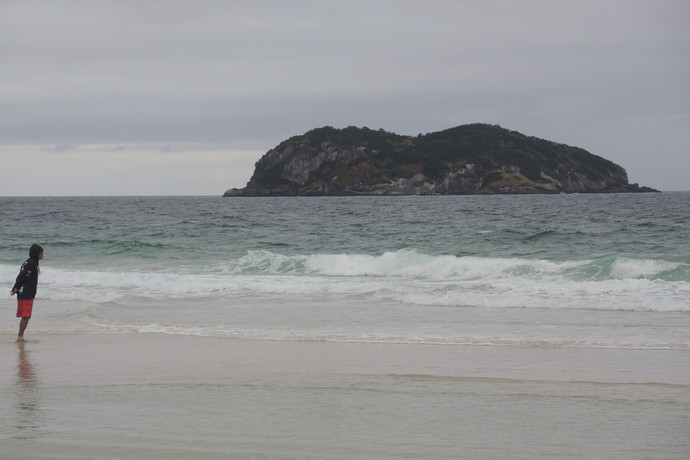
[10,244,44,341]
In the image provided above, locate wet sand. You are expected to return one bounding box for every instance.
[1,334,689,459]
[3,333,688,385]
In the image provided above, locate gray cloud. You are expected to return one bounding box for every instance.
[1,0,688,194]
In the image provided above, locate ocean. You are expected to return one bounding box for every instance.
[1,193,689,459]
[2,193,689,347]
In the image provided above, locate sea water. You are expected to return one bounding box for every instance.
[1,193,688,348]
[1,193,689,459]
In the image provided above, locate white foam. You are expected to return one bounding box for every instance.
[84,322,690,350]
[9,250,690,313]
[610,257,682,279]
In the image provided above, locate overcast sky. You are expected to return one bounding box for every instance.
[1,0,688,195]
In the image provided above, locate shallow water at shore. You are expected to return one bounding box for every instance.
[1,334,689,459]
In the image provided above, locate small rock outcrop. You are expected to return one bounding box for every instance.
[224,124,658,196]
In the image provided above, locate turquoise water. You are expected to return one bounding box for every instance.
[1,193,689,346]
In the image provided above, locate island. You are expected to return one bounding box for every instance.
[223,124,658,196]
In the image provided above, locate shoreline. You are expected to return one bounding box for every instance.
[2,332,689,459]
[2,332,688,387]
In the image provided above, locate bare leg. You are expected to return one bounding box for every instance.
[17,317,30,341]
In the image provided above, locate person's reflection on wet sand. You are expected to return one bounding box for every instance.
[15,340,40,438]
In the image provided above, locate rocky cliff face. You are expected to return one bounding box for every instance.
[224,124,658,196]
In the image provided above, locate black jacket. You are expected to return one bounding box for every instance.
[13,245,42,300]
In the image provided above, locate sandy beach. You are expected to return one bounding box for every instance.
[2,333,689,386]
[2,333,689,459]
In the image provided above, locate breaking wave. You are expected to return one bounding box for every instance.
[3,250,688,313]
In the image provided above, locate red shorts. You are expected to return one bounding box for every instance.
[16,299,34,318]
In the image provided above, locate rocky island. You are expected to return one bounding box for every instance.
[224,124,658,196]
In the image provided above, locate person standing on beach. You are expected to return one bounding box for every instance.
[10,244,44,341]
